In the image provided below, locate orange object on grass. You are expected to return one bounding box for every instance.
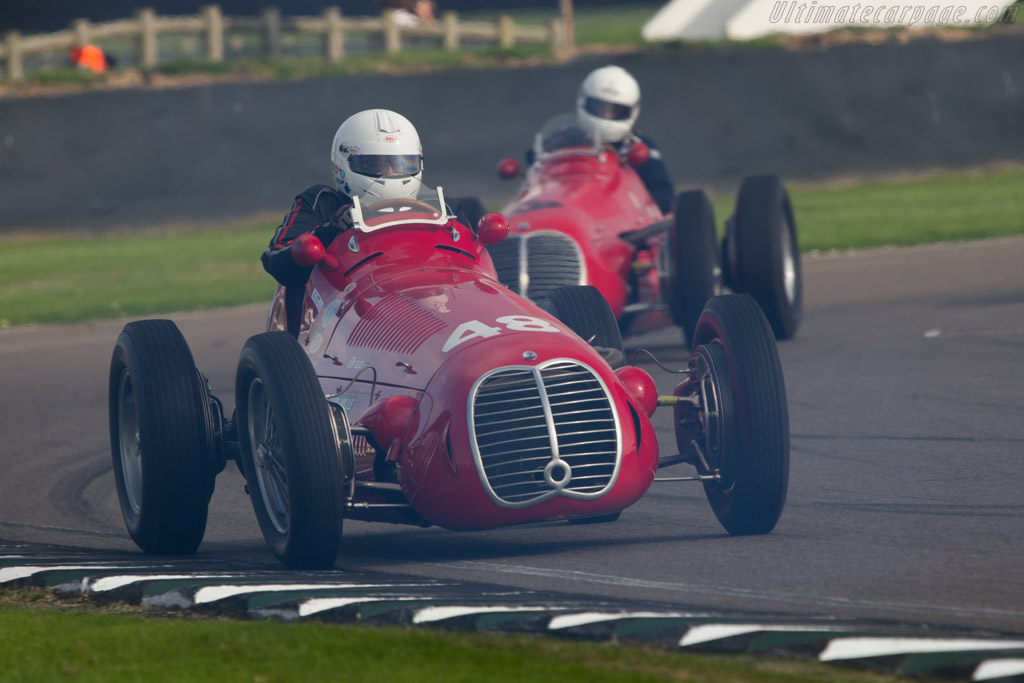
[69,45,108,73]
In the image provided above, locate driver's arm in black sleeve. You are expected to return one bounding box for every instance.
[632,134,674,215]
[261,185,351,288]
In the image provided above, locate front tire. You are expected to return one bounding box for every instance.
[686,294,789,535]
[730,174,802,340]
[668,190,720,348]
[235,332,343,569]
[108,320,212,555]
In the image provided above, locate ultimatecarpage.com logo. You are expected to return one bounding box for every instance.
[767,2,1019,26]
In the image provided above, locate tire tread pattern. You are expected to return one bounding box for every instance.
[670,190,719,347]
[693,294,789,535]
[108,319,209,555]
[732,174,802,340]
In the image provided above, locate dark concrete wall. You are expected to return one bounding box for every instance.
[1,35,1022,232]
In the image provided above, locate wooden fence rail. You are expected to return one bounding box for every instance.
[0,5,567,80]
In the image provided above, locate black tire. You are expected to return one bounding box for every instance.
[730,174,802,340]
[668,190,720,348]
[540,285,625,367]
[688,294,789,535]
[235,331,343,570]
[450,196,487,230]
[108,320,211,555]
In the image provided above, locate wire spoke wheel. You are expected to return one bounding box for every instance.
[247,378,290,535]
[679,295,789,535]
[236,331,344,569]
[116,370,144,516]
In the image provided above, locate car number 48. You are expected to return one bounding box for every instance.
[442,316,560,352]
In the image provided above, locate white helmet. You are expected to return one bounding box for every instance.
[576,65,640,144]
[330,109,423,201]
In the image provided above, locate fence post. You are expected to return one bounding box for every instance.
[72,18,92,47]
[324,6,344,62]
[262,7,282,58]
[5,31,23,80]
[137,8,159,68]
[497,15,516,49]
[560,0,575,51]
[382,10,401,53]
[549,17,567,59]
[442,11,459,50]
[202,5,224,62]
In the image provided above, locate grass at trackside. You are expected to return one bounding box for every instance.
[1,167,1022,329]
[0,220,277,328]
[787,168,1024,251]
[464,3,664,46]
[0,592,919,683]
[705,167,1024,251]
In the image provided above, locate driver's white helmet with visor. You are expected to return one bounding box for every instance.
[331,109,423,201]
[576,65,640,144]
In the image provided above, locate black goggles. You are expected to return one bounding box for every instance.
[583,97,633,121]
[349,154,422,177]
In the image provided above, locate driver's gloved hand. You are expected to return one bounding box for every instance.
[330,203,355,231]
[311,203,354,244]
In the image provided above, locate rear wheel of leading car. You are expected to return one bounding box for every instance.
[235,331,343,570]
[729,174,802,340]
[668,190,720,348]
[108,319,212,555]
[687,294,789,535]
[541,285,625,367]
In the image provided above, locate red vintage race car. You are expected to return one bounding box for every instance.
[108,187,790,570]
[488,113,802,346]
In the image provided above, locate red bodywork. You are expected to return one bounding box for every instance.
[266,194,660,531]
[495,120,675,336]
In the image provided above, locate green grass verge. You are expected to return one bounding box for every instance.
[1,168,1022,329]
[0,220,278,328]
[0,591,920,683]
[708,167,1024,252]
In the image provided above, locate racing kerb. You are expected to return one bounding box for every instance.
[0,34,1022,233]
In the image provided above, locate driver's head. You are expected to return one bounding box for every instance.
[576,65,640,144]
[331,109,423,201]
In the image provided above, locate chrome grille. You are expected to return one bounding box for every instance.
[486,231,585,302]
[469,359,621,508]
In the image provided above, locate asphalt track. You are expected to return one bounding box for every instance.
[1,236,1023,638]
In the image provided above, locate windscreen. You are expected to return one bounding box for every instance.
[535,113,599,155]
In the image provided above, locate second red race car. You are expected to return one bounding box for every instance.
[487,113,802,347]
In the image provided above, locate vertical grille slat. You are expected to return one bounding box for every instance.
[485,231,585,303]
[470,360,620,508]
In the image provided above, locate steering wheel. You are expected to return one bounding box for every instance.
[363,198,441,216]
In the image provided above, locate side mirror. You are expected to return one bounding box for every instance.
[291,233,338,270]
[497,157,521,180]
[477,212,509,245]
[626,141,649,167]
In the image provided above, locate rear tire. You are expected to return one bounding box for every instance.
[109,320,211,555]
[236,331,343,569]
[730,174,802,340]
[541,285,624,367]
[668,190,720,348]
[688,294,789,535]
